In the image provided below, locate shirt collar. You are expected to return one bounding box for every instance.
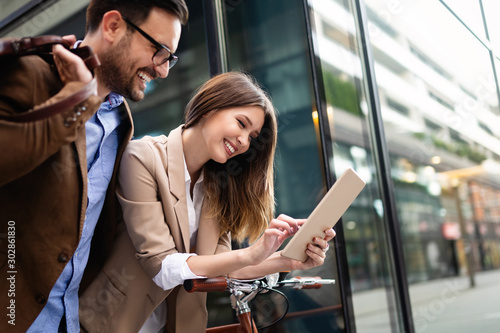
[98,92,124,112]
[106,93,124,108]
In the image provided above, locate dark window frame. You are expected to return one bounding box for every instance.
[0,0,49,33]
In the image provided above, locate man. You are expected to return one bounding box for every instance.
[0,1,188,332]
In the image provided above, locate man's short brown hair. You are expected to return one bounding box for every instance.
[86,0,188,34]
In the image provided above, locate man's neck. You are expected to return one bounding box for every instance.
[80,36,111,99]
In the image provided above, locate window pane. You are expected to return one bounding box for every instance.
[211,0,345,331]
[365,0,500,331]
[308,0,404,332]
[439,0,487,41]
[483,0,500,64]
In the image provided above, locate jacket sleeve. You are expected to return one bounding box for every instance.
[0,56,101,186]
[116,139,180,279]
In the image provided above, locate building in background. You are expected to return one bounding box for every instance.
[2,0,499,332]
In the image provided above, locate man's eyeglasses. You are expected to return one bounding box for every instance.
[122,16,178,69]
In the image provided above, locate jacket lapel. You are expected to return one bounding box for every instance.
[167,126,190,253]
[78,101,134,241]
[75,125,88,239]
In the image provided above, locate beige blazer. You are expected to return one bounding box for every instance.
[79,126,231,333]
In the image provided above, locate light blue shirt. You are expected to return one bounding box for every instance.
[28,93,125,333]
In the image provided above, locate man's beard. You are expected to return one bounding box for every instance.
[96,36,146,102]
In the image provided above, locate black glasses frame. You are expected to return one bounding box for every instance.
[122,16,178,69]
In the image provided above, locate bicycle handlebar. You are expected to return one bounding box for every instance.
[184,276,228,293]
[184,274,336,331]
[278,276,336,289]
[184,274,335,293]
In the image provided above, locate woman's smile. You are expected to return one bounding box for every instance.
[224,139,237,156]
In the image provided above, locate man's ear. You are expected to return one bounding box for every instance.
[101,10,127,44]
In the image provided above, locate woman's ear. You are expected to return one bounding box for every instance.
[101,10,127,44]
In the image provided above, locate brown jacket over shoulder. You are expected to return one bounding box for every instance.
[0,54,133,332]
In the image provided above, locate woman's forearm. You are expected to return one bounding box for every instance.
[186,223,333,279]
[228,252,293,279]
[187,250,293,279]
[186,248,257,277]
[187,219,296,277]
[229,237,330,279]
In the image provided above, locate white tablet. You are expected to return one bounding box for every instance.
[281,168,366,262]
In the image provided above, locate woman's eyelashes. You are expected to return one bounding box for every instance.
[237,119,255,142]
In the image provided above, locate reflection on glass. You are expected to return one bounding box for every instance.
[209,0,344,331]
[130,1,210,138]
[440,0,486,42]
[483,0,500,62]
[366,0,500,331]
[309,0,403,332]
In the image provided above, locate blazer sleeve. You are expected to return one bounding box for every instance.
[0,56,101,186]
[117,139,180,279]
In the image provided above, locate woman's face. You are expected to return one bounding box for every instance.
[200,106,265,164]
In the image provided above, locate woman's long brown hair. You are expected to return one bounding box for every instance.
[183,72,277,243]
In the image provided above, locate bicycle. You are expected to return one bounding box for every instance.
[184,272,336,332]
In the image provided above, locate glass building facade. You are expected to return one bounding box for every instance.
[2,0,500,332]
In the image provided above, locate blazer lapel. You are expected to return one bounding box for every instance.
[167,126,190,253]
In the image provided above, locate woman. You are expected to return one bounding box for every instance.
[79,72,335,333]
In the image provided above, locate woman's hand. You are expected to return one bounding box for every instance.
[289,227,336,271]
[246,214,303,265]
[228,224,336,280]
